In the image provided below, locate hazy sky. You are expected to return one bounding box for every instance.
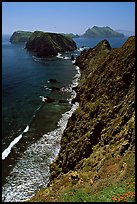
[2,2,135,35]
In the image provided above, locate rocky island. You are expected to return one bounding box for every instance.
[82,26,125,38]
[25,31,77,57]
[27,36,135,202]
[10,31,32,43]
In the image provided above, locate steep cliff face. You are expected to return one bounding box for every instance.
[25,31,77,57]
[49,36,135,180]
[10,31,32,43]
[28,36,135,202]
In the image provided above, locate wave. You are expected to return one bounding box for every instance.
[2,125,29,160]
[56,53,71,60]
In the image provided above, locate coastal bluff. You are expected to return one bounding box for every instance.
[25,31,77,57]
[28,36,135,202]
[10,31,32,43]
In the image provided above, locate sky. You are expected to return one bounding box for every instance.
[2,2,135,35]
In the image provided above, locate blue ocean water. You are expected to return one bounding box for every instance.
[2,35,128,202]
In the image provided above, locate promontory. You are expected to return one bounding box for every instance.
[25,31,77,57]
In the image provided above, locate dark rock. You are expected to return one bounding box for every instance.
[70,55,75,61]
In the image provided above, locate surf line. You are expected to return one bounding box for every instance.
[2,125,29,160]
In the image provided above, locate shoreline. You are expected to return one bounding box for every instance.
[2,56,81,202]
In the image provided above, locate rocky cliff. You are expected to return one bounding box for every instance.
[10,31,32,43]
[49,35,135,179]
[28,36,135,202]
[25,31,77,57]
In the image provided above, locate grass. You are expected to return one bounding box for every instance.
[60,177,135,202]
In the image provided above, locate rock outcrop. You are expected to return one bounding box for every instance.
[10,31,32,43]
[49,36,135,181]
[25,31,77,57]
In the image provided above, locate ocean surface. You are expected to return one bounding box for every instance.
[2,35,128,202]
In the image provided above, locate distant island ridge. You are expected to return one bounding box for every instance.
[9,26,125,44]
[82,26,124,38]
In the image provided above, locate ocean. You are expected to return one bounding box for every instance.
[2,35,128,202]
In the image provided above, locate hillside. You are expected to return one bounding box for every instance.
[25,31,77,57]
[27,36,135,202]
[82,26,124,38]
[10,31,32,43]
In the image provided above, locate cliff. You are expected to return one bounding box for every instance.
[28,36,135,202]
[82,26,124,38]
[10,31,32,43]
[25,31,77,57]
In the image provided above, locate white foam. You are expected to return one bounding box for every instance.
[77,46,89,52]
[2,134,22,160]
[24,125,29,133]
[56,53,63,59]
[2,102,79,202]
[56,53,70,60]
[2,126,29,160]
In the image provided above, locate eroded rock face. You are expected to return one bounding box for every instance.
[25,31,77,57]
[49,36,135,182]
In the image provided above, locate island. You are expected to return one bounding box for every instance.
[10,31,32,43]
[82,26,125,38]
[25,31,77,57]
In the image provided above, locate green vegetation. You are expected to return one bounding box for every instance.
[82,26,124,38]
[60,176,135,202]
[10,31,32,43]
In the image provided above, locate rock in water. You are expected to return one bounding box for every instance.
[25,31,77,57]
